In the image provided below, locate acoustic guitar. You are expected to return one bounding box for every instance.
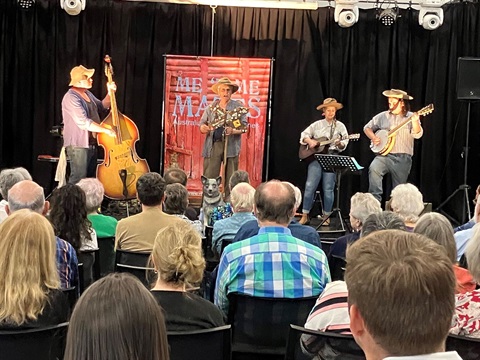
[370,104,434,156]
[298,133,360,163]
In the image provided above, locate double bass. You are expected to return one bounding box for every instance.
[96,55,150,199]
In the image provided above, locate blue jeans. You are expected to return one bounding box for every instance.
[66,146,97,185]
[368,153,412,202]
[302,160,336,214]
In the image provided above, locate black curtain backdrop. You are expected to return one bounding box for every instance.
[1,0,480,222]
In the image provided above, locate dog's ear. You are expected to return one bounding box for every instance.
[201,175,208,185]
[216,176,222,186]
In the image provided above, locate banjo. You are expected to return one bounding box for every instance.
[370,104,434,156]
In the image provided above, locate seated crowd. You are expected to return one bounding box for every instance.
[0,165,478,360]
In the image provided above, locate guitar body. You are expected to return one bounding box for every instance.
[298,137,328,163]
[97,111,150,200]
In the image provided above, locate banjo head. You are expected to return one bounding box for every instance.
[370,129,389,153]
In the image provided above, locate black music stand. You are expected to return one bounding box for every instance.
[314,154,363,232]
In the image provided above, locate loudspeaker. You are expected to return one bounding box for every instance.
[457,57,480,100]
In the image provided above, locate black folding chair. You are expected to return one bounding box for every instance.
[446,333,480,360]
[227,293,317,357]
[61,286,78,312]
[167,325,232,360]
[114,249,154,287]
[0,322,69,360]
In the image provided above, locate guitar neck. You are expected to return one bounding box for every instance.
[106,71,122,143]
[388,114,415,136]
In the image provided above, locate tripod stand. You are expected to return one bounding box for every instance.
[434,101,473,225]
[314,154,363,232]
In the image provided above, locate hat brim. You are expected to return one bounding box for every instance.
[316,102,343,111]
[382,90,413,100]
[212,82,239,95]
[69,68,95,86]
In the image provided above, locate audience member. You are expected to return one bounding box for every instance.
[212,182,256,255]
[215,180,330,314]
[0,167,32,222]
[328,192,381,264]
[77,178,117,238]
[454,184,480,233]
[7,180,78,289]
[150,223,225,331]
[64,273,169,360]
[115,172,182,252]
[389,183,424,231]
[233,182,321,248]
[347,230,459,359]
[164,167,197,221]
[229,169,250,189]
[453,200,480,262]
[414,212,475,294]
[163,183,203,235]
[0,210,69,329]
[49,184,98,288]
[451,223,480,338]
[303,210,406,340]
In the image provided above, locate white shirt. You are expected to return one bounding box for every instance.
[384,351,462,359]
[0,199,8,223]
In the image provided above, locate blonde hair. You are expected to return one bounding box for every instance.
[350,192,382,224]
[390,183,424,223]
[346,230,455,356]
[151,223,205,288]
[0,210,60,325]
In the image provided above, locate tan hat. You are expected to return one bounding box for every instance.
[69,65,95,87]
[212,77,239,94]
[382,89,413,100]
[316,98,343,111]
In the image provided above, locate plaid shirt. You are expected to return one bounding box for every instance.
[55,237,79,290]
[214,226,331,314]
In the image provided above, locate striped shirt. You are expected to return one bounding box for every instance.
[364,111,423,155]
[300,119,349,152]
[214,226,330,314]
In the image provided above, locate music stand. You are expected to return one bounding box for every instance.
[314,154,363,232]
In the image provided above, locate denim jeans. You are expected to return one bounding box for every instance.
[302,160,336,214]
[368,153,412,202]
[66,145,97,185]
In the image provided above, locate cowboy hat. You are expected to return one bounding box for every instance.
[382,89,413,100]
[212,77,239,94]
[316,98,343,111]
[69,65,95,87]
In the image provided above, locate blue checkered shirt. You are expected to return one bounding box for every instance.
[214,226,331,314]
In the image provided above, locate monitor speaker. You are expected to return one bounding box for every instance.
[457,57,480,100]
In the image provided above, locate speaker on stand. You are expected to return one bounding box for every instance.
[435,57,480,224]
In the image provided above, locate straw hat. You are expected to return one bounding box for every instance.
[316,98,343,111]
[69,65,95,87]
[212,77,239,94]
[382,89,413,100]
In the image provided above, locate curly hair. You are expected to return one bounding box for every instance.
[48,184,92,251]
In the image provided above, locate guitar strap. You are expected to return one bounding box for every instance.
[329,120,336,141]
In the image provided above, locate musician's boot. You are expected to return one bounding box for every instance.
[299,213,309,225]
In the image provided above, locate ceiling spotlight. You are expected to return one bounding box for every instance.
[334,0,359,28]
[378,7,399,26]
[418,0,448,30]
[60,0,86,16]
[18,0,35,10]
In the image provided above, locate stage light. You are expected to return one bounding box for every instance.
[18,0,35,10]
[418,0,448,30]
[377,7,398,26]
[60,0,86,16]
[334,0,359,28]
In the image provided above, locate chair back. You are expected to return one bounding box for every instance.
[97,236,115,276]
[330,255,346,281]
[227,293,317,356]
[79,248,101,281]
[167,325,232,360]
[114,249,154,287]
[61,287,78,311]
[0,322,68,360]
[446,334,480,360]
[285,324,365,360]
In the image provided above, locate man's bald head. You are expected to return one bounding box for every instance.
[7,180,48,215]
[254,180,295,226]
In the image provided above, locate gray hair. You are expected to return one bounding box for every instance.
[0,167,32,199]
[230,183,255,213]
[7,180,45,214]
[77,178,105,213]
[229,170,250,190]
[414,212,456,264]
[390,183,424,223]
[466,223,480,282]
[350,192,382,224]
[361,211,406,237]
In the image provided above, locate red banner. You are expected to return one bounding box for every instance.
[163,55,272,196]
